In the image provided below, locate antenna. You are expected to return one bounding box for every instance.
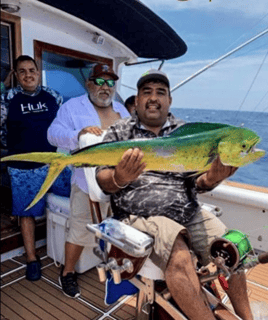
[171,29,268,93]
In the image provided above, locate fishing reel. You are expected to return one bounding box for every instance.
[197,230,253,291]
[210,229,253,272]
[199,230,267,292]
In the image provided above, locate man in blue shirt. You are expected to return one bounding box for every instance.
[1,55,63,281]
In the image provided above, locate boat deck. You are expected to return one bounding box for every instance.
[1,246,268,320]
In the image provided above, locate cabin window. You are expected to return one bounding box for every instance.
[34,40,115,103]
[1,11,22,88]
[1,23,13,84]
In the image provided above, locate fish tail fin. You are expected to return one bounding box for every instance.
[25,161,66,210]
[0,152,69,164]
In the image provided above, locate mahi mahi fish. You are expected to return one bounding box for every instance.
[1,122,265,210]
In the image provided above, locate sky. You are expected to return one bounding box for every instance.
[120,0,268,112]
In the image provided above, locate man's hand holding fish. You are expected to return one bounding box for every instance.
[196,156,238,190]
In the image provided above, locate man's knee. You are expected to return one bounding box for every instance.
[20,216,35,225]
[166,232,192,274]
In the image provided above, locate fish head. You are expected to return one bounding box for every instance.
[218,127,266,167]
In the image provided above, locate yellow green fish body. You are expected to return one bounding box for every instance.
[1,122,265,209]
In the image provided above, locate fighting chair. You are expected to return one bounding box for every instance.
[86,204,238,320]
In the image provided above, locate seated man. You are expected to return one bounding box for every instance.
[94,69,253,320]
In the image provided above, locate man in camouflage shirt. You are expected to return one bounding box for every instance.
[99,112,202,225]
[96,69,253,320]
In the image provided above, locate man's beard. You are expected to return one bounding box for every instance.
[94,90,114,107]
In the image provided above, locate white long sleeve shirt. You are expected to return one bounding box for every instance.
[47,93,130,193]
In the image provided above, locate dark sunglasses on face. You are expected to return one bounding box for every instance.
[89,78,116,87]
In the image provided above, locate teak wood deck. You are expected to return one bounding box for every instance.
[1,246,268,320]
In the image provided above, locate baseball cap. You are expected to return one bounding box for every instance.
[89,63,119,80]
[137,69,170,89]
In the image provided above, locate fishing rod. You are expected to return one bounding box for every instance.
[171,28,268,93]
[233,48,268,125]
[121,83,136,91]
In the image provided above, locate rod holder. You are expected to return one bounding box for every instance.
[111,259,134,284]
[96,258,117,282]
[96,263,107,282]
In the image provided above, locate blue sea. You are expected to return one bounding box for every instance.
[170,108,268,188]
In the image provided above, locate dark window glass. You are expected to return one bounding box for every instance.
[1,23,12,83]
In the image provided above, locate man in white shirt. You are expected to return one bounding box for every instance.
[47,63,129,298]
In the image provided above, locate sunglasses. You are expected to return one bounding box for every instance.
[89,78,116,87]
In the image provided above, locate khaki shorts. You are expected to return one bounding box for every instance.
[67,184,110,246]
[124,209,227,271]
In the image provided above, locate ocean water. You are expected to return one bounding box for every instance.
[171,108,268,188]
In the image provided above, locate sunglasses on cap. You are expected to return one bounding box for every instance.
[89,78,116,87]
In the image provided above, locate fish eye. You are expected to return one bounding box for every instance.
[242,144,246,149]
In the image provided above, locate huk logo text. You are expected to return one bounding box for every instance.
[21,102,48,114]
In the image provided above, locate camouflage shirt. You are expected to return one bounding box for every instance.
[98,113,204,225]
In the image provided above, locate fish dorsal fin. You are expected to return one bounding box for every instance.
[169,122,232,138]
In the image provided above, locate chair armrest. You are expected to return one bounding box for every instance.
[86,217,154,258]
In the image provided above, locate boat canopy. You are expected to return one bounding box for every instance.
[38,0,187,60]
